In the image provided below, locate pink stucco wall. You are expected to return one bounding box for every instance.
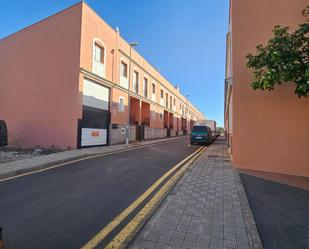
[0,3,83,149]
[231,0,309,177]
[0,2,205,149]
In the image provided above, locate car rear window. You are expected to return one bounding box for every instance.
[192,126,208,133]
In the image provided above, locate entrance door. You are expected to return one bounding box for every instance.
[80,79,110,147]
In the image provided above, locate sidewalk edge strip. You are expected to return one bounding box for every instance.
[234,171,264,249]
[105,146,207,249]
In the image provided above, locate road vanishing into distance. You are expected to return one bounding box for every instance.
[0,137,201,249]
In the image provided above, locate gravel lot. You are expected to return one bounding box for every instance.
[0,147,62,163]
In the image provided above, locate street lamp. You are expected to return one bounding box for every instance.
[126,42,138,146]
[185,94,189,134]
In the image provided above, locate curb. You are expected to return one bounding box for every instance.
[0,136,185,181]
[235,171,264,249]
[105,147,207,249]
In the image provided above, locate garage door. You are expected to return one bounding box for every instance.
[81,79,110,147]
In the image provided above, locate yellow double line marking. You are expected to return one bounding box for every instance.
[82,146,206,249]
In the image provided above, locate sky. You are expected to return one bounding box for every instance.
[0,0,229,127]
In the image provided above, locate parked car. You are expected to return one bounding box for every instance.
[211,130,217,141]
[190,125,212,146]
[0,120,8,147]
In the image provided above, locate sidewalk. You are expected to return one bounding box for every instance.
[0,136,182,180]
[129,138,263,249]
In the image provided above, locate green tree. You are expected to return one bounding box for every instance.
[246,6,309,97]
[218,127,224,133]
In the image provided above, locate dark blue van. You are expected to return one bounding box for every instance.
[190,125,212,145]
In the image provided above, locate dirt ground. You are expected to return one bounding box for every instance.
[0,147,62,163]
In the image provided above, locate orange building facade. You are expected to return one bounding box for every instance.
[225,0,309,177]
[0,2,205,149]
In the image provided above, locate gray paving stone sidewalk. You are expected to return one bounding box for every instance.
[129,138,263,249]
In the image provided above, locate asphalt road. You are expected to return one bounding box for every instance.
[240,173,309,249]
[0,137,200,249]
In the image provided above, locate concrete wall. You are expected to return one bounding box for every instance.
[177,130,184,136]
[144,127,167,140]
[109,124,136,145]
[231,0,309,177]
[170,129,176,137]
[0,3,82,149]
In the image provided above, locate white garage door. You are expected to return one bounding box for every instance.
[81,79,110,147]
[81,128,107,146]
[83,79,109,110]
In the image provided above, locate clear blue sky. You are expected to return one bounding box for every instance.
[0,0,229,126]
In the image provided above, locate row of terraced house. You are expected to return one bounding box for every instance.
[0,2,206,149]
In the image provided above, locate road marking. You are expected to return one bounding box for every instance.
[81,146,204,249]
[105,146,207,249]
[0,138,185,183]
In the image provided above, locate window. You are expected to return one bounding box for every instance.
[92,40,106,77]
[133,71,139,93]
[151,83,156,101]
[119,97,125,112]
[94,43,104,63]
[192,126,208,133]
[170,96,172,109]
[143,78,148,97]
[120,59,129,89]
[160,113,163,121]
[173,98,176,111]
[120,61,128,78]
[160,90,164,106]
[166,93,168,107]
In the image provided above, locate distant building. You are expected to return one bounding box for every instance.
[0,2,206,149]
[225,0,309,177]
